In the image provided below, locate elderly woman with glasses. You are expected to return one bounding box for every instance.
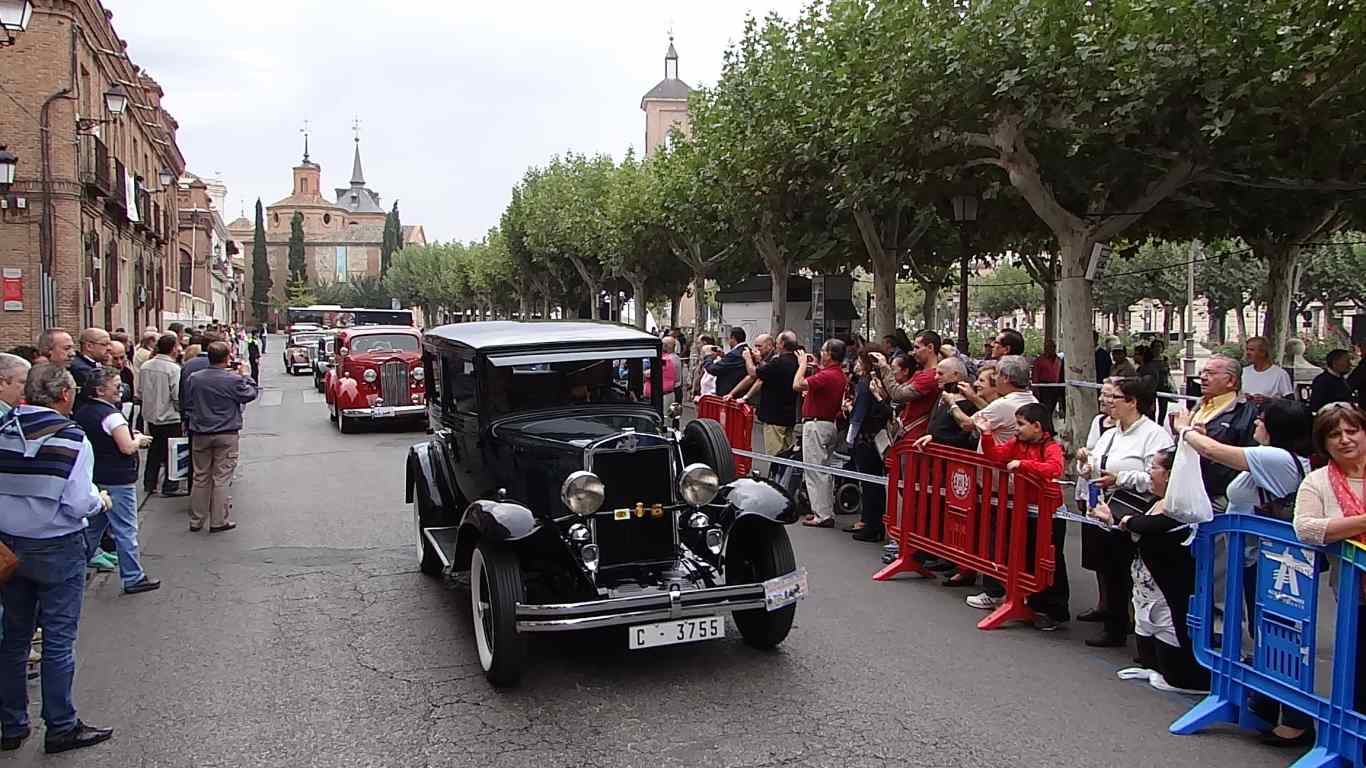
[1293,404,1366,734]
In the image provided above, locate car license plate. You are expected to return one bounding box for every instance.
[373,406,394,418]
[628,616,724,650]
[763,568,809,611]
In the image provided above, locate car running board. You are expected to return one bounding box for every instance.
[422,526,460,569]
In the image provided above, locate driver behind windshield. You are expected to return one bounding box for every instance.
[564,360,635,404]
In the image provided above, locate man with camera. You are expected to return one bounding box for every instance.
[793,338,848,527]
[728,331,801,455]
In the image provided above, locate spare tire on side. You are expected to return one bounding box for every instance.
[681,418,737,484]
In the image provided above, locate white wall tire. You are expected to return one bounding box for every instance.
[469,544,526,687]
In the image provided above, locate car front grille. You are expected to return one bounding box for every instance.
[590,446,675,566]
[379,360,410,406]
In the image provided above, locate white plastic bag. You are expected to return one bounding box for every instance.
[1164,439,1212,525]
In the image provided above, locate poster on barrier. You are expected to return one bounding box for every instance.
[167,437,191,481]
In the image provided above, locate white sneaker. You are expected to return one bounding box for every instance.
[966,592,1002,610]
[1116,667,1151,681]
[1148,672,1209,695]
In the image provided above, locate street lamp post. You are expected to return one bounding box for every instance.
[0,146,16,189]
[951,193,978,349]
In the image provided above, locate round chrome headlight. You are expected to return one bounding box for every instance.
[362,368,377,383]
[560,471,605,516]
[679,463,719,507]
[411,366,425,382]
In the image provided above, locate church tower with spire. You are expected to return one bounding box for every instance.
[641,35,692,157]
[334,125,385,214]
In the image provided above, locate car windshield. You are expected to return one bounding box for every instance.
[350,334,418,354]
[482,355,658,417]
[289,334,321,347]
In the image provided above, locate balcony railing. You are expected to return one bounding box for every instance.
[152,201,162,239]
[110,159,128,213]
[78,135,112,197]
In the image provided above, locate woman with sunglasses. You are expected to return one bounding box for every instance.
[1174,397,1315,747]
[1294,403,1366,730]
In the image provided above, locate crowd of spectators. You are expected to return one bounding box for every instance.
[0,320,258,754]
[693,320,1366,740]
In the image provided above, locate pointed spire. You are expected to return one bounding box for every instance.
[350,117,365,186]
[665,34,679,79]
[300,119,311,163]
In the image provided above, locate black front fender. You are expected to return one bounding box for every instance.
[460,499,542,543]
[716,477,799,527]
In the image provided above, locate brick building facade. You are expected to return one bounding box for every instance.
[0,0,188,346]
[230,134,425,325]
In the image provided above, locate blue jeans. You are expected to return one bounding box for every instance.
[84,484,146,588]
[0,530,86,737]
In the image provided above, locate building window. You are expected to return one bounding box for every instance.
[323,213,331,225]
[301,178,308,193]
[272,212,279,225]
[179,249,193,294]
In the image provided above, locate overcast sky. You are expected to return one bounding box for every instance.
[105,0,807,242]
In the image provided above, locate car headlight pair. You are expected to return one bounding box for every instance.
[559,463,720,515]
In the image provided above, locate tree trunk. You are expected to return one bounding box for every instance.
[518,293,530,320]
[921,283,939,331]
[670,294,681,330]
[1042,276,1058,346]
[629,276,648,330]
[753,228,790,337]
[1057,231,1100,447]
[1234,304,1247,342]
[852,208,897,338]
[1256,241,1303,366]
[692,271,707,331]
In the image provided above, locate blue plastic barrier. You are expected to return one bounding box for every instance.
[1171,513,1366,767]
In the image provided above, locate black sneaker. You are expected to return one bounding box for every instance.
[123,576,162,594]
[1,727,30,751]
[44,721,113,754]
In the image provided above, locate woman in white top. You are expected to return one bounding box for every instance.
[1293,404,1366,731]
[1075,378,1119,620]
[1176,398,1315,746]
[1081,377,1174,647]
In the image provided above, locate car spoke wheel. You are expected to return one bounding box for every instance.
[726,523,797,650]
[469,544,526,687]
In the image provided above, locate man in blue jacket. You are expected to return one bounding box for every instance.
[185,342,259,533]
[706,327,751,399]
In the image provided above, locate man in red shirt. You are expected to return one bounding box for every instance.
[793,338,847,527]
[1032,339,1063,420]
[880,330,942,442]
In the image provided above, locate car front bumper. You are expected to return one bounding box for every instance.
[341,405,425,419]
[514,570,807,632]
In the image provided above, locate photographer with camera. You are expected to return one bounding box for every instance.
[794,338,847,528]
[728,332,801,455]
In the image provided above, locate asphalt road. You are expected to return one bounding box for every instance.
[16,341,1296,767]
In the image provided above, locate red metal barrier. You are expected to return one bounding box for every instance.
[694,395,755,476]
[874,441,1060,630]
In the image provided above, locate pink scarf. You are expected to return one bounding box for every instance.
[1328,462,1366,543]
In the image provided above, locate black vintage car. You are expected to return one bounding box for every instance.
[406,321,808,686]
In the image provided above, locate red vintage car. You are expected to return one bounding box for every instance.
[324,325,426,433]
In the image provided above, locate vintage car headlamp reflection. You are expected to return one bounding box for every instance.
[567,523,591,543]
[679,463,719,507]
[362,368,377,384]
[411,366,425,382]
[686,511,710,529]
[560,471,605,515]
[579,543,600,573]
[705,528,723,554]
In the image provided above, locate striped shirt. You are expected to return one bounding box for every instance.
[0,405,101,538]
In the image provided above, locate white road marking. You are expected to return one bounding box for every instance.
[259,390,284,407]
[301,391,325,404]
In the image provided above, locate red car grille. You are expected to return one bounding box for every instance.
[379,360,410,406]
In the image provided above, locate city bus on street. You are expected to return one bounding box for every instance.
[286,305,415,329]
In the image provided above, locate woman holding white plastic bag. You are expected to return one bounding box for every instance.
[1092,445,1209,693]
[1172,398,1315,747]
